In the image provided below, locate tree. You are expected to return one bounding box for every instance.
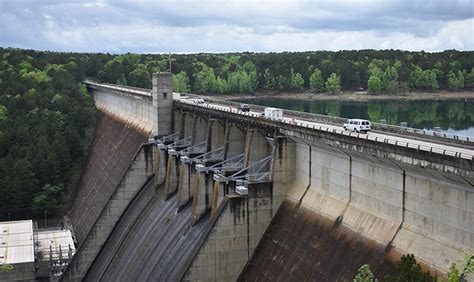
[276,74,288,90]
[446,253,473,282]
[215,76,228,94]
[465,68,474,89]
[263,68,276,90]
[354,264,376,282]
[368,75,382,95]
[381,66,400,94]
[325,73,341,95]
[32,184,64,217]
[447,263,460,282]
[193,64,217,93]
[242,61,258,91]
[409,66,439,91]
[173,71,190,93]
[228,69,252,93]
[447,70,464,91]
[99,58,125,85]
[395,254,432,282]
[128,64,151,88]
[289,68,304,90]
[309,68,325,92]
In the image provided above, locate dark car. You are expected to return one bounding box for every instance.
[238,103,250,112]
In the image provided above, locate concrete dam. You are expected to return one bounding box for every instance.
[61,73,473,281]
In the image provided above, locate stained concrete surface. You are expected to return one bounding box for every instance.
[68,111,148,246]
[239,199,397,281]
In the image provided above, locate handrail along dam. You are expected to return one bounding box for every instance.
[61,73,473,281]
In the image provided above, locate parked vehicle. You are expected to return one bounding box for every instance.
[343,119,371,133]
[238,103,251,112]
[264,107,283,120]
[192,97,205,104]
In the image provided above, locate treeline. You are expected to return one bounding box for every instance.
[92,50,474,95]
[0,47,473,221]
[0,48,96,221]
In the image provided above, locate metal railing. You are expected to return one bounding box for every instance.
[207,153,245,174]
[84,79,151,97]
[178,96,473,144]
[179,141,207,158]
[167,136,192,149]
[155,132,180,149]
[223,155,272,184]
[191,147,225,164]
[176,98,474,161]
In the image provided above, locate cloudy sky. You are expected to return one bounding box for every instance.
[1,0,473,53]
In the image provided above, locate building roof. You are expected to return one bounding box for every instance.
[0,220,34,265]
[36,229,75,261]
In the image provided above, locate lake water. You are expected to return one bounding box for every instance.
[236,98,474,137]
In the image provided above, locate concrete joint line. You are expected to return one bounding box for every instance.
[460,175,474,187]
[298,142,312,206]
[335,147,353,222]
[386,158,407,251]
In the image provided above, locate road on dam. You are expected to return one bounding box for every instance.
[177,98,474,160]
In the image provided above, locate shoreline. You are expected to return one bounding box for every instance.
[218,91,474,102]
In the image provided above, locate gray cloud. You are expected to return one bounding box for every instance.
[0,0,473,53]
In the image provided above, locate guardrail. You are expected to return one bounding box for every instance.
[184,94,473,145]
[176,98,474,161]
[85,80,152,97]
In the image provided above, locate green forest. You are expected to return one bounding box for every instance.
[1,47,473,222]
[92,49,474,94]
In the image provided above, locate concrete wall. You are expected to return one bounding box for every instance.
[152,73,173,137]
[193,115,208,144]
[68,111,148,246]
[342,152,403,245]
[301,144,350,220]
[271,137,296,212]
[286,141,311,202]
[240,200,397,281]
[185,182,274,281]
[251,135,473,277]
[246,129,270,164]
[154,146,168,188]
[182,112,194,140]
[392,167,473,273]
[63,144,154,281]
[94,88,153,133]
[225,124,245,158]
[209,120,225,151]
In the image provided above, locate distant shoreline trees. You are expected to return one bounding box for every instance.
[87,49,474,95]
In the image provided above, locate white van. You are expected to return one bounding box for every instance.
[343,119,371,133]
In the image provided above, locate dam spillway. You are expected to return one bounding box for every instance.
[60,76,473,281]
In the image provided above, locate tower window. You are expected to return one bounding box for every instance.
[162,92,168,99]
